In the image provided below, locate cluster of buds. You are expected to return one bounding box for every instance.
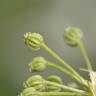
[18,27,96,96]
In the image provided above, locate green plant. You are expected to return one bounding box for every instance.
[18,27,96,96]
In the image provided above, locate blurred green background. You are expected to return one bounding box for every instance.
[0,0,96,96]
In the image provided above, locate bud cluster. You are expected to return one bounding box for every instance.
[18,27,95,96]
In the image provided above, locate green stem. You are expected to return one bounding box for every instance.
[32,92,85,96]
[45,81,86,94]
[88,81,95,96]
[77,40,92,71]
[42,43,88,87]
[47,61,87,86]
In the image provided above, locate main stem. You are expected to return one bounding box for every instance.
[77,40,92,71]
[42,43,87,87]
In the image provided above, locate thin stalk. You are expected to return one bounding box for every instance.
[77,40,92,71]
[47,61,87,86]
[45,80,86,94]
[31,92,84,96]
[42,43,88,87]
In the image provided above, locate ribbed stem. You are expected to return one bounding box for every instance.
[77,40,92,71]
[42,43,88,87]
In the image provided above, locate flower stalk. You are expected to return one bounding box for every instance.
[77,40,92,70]
[47,61,87,86]
[41,43,88,87]
[45,80,86,94]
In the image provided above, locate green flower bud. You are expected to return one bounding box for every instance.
[29,57,47,72]
[64,27,83,47]
[19,87,37,96]
[47,75,63,92]
[24,32,44,50]
[23,75,46,91]
[47,75,63,84]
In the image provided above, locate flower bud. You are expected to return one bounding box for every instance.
[29,57,47,72]
[64,27,83,47]
[24,32,44,50]
[47,75,63,91]
[23,75,46,91]
[47,75,63,84]
[19,87,37,96]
